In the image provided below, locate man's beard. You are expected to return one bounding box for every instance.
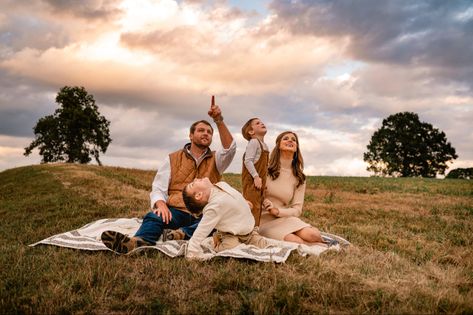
[193,141,209,150]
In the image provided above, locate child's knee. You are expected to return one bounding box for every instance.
[253,235,268,248]
[214,234,240,252]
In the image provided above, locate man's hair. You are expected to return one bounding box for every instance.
[241,118,258,141]
[190,120,213,134]
[182,186,206,214]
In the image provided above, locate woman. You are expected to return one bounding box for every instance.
[259,131,324,244]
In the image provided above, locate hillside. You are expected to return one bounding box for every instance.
[1,163,472,314]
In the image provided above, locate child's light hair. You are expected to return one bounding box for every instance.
[241,118,258,141]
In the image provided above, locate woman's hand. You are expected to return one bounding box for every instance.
[269,208,280,217]
[263,199,273,210]
[263,199,280,216]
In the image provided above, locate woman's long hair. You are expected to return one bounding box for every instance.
[268,131,306,187]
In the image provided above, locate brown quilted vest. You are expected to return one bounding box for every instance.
[168,145,221,213]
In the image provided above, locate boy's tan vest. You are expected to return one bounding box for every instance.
[241,139,269,226]
[167,147,221,213]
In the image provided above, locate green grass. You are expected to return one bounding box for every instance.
[1,163,472,314]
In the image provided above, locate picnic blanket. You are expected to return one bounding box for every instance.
[29,218,350,263]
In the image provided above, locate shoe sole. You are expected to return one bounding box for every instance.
[162,229,171,241]
[322,235,339,247]
[101,231,150,254]
[162,229,185,241]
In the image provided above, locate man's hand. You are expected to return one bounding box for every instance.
[208,94,233,148]
[254,176,262,190]
[154,200,172,224]
[208,95,223,122]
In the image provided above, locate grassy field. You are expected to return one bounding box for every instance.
[1,163,472,314]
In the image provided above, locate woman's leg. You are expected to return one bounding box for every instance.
[283,233,305,244]
[294,226,324,243]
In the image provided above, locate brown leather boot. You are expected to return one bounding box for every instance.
[162,228,185,241]
[101,230,152,254]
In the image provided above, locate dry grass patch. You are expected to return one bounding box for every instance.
[1,164,472,314]
[46,164,150,216]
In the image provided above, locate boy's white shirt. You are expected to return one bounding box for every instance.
[149,140,236,209]
[243,138,269,178]
[186,182,255,260]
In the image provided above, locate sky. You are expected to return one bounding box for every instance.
[1,0,472,176]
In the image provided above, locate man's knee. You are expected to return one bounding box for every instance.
[143,211,165,223]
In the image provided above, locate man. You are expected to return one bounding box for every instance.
[101,96,236,254]
[182,177,267,260]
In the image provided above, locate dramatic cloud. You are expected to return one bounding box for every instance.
[0,0,472,176]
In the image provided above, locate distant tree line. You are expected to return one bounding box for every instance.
[446,168,472,179]
[25,89,465,179]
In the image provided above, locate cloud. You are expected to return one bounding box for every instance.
[269,0,473,89]
[0,0,471,176]
[41,0,123,20]
[0,135,41,170]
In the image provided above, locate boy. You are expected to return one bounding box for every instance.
[182,177,267,260]
[241,118,269,226]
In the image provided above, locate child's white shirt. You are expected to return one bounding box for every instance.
[243,139,269,178]
[186,182,256,260]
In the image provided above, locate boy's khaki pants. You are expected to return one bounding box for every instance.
[213,228,268,252]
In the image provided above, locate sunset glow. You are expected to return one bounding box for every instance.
[0,0,471,175]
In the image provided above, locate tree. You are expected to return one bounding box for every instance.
[446,168,472,179]
[363,112,457,177]
[25,86,111,165]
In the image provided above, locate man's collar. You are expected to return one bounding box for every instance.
[184,143,211,159]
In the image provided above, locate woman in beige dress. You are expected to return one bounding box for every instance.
[259,131,324,244]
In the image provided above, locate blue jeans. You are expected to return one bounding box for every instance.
[134,208,201,244]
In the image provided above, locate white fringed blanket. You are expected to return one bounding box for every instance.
[30,218,350,263]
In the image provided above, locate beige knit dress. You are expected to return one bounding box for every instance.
[258,158,310,240]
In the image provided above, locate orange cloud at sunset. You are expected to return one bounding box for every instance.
[0,0,472,176]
